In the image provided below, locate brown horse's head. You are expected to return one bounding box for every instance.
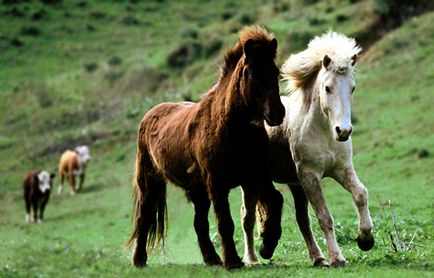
[237,27,285,126]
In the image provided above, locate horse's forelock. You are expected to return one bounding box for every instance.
[220,26,276,78]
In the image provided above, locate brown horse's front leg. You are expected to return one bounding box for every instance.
[256,185,283,260]
[211,188,243,270]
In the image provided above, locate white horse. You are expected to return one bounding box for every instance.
[241,31,374,267]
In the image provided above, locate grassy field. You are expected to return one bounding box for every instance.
[0,1,433,277]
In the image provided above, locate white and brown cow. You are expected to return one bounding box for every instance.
[58,145,91,195]
[24,170,55,223]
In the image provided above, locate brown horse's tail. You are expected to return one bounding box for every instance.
[125,144,167,252]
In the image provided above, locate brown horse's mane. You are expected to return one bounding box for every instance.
[219,26,276,81]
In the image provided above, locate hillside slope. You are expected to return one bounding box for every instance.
[0,1,433,277]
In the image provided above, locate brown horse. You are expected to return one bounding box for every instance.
[126,26,285,270]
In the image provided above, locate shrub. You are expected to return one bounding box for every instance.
[180,26,199,39]
[167,41,203,69]
[120,13,141,25]
[21,26,40,36]
[84,62,98,73]
[31,9,46,21]
[10,37,24,47]
[108,56,122,67]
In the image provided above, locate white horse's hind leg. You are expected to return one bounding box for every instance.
[298,169,346,267]
[334,167,374,251]
[240,188,260,266]
[288,183,328,267]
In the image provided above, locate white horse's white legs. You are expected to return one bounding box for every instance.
[334,168,374,250]
[240,189,260,266]
[298,168,346,267]
[288,184,329,266]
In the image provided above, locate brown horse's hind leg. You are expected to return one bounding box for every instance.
[210,187,243,270]
[288,183,328,267]
[189,189,222,266]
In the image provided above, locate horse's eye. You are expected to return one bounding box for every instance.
[325,86,331,94]
[351,86,356,94]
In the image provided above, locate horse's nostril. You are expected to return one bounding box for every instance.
[335,126,341,134]
[349,127,353,135]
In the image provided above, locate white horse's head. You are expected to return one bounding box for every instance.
[318,54,357,142]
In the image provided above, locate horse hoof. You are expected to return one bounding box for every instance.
[205,256,223,266]
[259,244,274,260]
[132,253,147,268]
[331,260,346,268]
[243,256,260,266]
[224,260,244,270]
[357,235,375,251]
[313,257,329,267]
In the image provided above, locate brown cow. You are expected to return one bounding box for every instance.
[24,170,55,223]
[58,145,91,195]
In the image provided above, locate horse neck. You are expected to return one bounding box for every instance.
[210,64,261,128]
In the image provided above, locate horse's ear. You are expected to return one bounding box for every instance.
[323,55,331,69]
[351,54,358,66]
[270,38,277,53]
[244,39,254,59]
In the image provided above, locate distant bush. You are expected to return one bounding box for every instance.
[31,9,46,21]
[204,38,222,58]
[287,31,312,51]
[373,0,433,28]
[335,14,349,22]
[10,37,24,47]
[239,13,254,25]
[41,0,61,4]
[36,88,53,108]
[86,23,96,32]
[90,11,106,19]
[77,1,87,8]
[167,41,203,69]
[84,62,98,73]
[2,0,26,4]
[7,7,25,17]
[325,6,334,13]
[108,56,122,66]
[21,26,40,36]
[273,3,290,13]
[308,15,326,26]
[120,13,141,25]
[180,26,199,39]
[221,11,233,20]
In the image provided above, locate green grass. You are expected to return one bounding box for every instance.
[1,1,433,277]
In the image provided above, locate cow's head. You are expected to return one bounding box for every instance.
[75,145,91,165]
[37,171,55,193]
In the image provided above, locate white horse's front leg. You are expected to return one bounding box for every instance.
[334,167,374,251]
[298,168,346,267]
[240,188,260,266]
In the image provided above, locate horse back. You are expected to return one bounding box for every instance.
[138,101,199,187]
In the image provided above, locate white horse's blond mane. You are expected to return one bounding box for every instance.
[281,31,361,91]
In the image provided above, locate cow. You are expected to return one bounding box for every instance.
[24,170,55,223]
[58,145,91,195]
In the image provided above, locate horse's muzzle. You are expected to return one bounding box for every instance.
[265,110,284,126]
